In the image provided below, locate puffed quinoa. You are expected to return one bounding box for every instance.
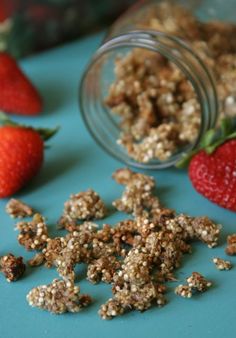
[62,189,106,221]
[175,285,192,298]
[213,258,232,271]
[186,272,212,292]
[6,199,34,218]
[105,2,236,163]
[27,279,92,314]
[225,234,236,256]
[16,213,49,251]
[0,253,26,282]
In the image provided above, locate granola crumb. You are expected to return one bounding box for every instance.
[6,199,34,218]
[28,253,45,267]
[213,257,232,270]
[99,299,124,320]
[27,279,92,314]
[0,253,26,282]
[186,272,212,292]
[175,284,192,298]
[225,234,236,255]
[16,213,49,251]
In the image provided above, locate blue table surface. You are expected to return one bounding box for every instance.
[0,32,235,338]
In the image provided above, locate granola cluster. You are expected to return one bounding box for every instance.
[175,272,212,298]
[27,279,92,314]
[58,189,106,231]
[16,213,49,251]
[5,199,34,218]
[0,253,26,282]
[3,171,227,319]
[105,2,236,163]
[213,258,232,271]
[225,234,236,256]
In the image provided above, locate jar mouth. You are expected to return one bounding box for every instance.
[79,30,218,169]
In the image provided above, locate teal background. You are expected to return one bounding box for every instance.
[0,32,235,338]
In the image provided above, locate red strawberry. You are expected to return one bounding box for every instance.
[180,118,236,212]
[0,53,42,116]
[189,139,236,211]
[0,114,58,198]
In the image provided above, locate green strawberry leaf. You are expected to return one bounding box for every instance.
[36,126,60,141]
[0,112,59,142]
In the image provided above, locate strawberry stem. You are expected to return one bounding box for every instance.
[0,111,59,142]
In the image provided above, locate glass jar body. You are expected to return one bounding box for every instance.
[80,0,236,169]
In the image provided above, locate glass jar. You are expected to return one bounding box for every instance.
[80,0,236,169]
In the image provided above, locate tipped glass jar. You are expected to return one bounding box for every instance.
[80,0,236,169]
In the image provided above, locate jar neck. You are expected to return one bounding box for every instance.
[80,30,219,169]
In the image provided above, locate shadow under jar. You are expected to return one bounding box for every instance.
[80,0,236,169]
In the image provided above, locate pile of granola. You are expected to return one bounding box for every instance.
[2,168,234,319]
[105,2,236,163]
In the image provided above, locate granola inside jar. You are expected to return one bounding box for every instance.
[80,0,236,169]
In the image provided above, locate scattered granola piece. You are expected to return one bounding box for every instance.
[16,213,48,251]
[225,234,236,255]
[6,199,34,218]
[112,168,159,217]
[0,253,26,282]
[27,279,92,314]
[99,299,124,320]
[186,272,212,292]
[213,258,232,271]
[191,217,221,248]
[63,189,106,221]
[28,253,45,267]
[175,285,192,298]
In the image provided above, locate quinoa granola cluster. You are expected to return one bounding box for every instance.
[3,170,227,318]
[225,234,236,256]
[0,253,26,282]
[27,279,92,314]
[58,189,107,231]
[213,258,232,271]
[175,272,212,298]
[5,199,34,218]
[16,213,49,251]
[105,2,236,163]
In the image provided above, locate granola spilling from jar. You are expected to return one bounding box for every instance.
[105,2,236,163]
[3,168,233,319]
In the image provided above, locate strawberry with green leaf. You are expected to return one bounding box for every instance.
[178,118,236,212]
[0,113,59,198]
